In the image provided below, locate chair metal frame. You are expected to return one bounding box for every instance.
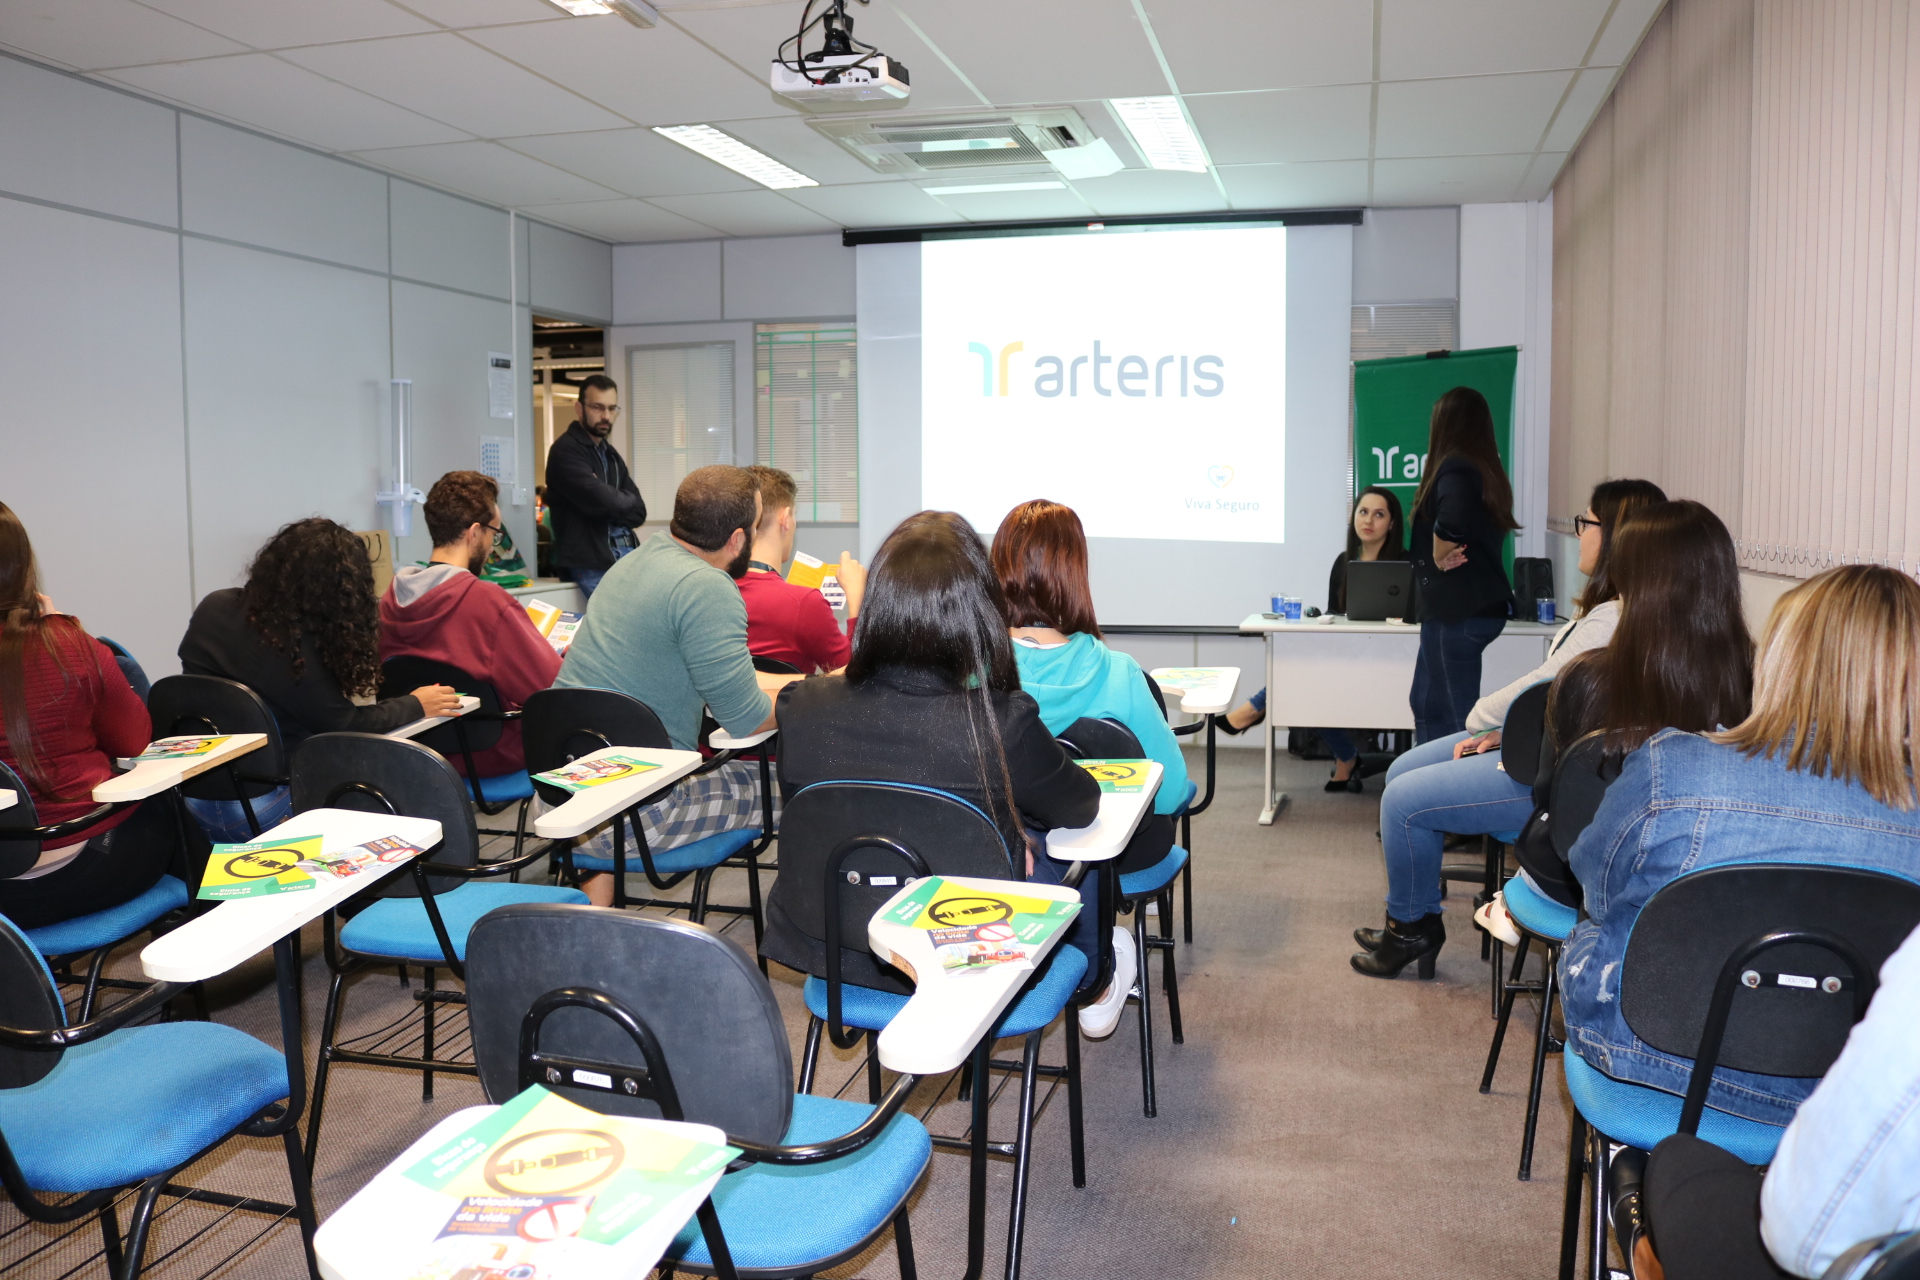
[378,654,533,826]
[1148,674,1216,945]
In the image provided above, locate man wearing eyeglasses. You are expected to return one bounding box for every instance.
[378,471,562,779]
[545,374,646,600]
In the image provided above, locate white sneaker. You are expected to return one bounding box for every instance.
[1078,927,1136,1039]
[1474,892,1522,947]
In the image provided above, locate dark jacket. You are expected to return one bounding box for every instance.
[1409,456,1514,623]
[761,666,1101,987]
[178,588,422,748]
[1327,546,1411,616]
[544,421,646,572]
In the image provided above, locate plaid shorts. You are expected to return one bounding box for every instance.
[571,759,777,863]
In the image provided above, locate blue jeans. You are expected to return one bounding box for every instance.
[1245,690,1358,761]
[569,544,635,600]
[1378,731,1534,921]
[1025,838,1101,994]
[1410,616,1506,743]
[185,786,294,845]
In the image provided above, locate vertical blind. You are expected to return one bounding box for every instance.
[627,343,734,510]
[756,322,859,524]
[1552,0,1920,575]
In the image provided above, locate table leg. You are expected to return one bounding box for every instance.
[1258,634,1289,825]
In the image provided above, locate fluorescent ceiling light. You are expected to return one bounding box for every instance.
[652,125,818,189]
[540,0,658,26]
[1109,97,1208,173]
[926,181,1066,196]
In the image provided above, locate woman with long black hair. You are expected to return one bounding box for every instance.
[1408,387,1519,743]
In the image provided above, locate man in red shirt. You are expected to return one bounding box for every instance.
[738,466,865,673]
[379,471,562,777]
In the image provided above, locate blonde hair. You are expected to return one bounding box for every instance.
[1713,564,1920,809]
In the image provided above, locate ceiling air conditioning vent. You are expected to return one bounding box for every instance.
[811,108,1099,176]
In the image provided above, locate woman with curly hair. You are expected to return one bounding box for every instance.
[178,518,460,839]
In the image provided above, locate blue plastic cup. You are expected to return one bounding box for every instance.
[1536,597,1556,624]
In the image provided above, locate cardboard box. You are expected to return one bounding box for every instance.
[356,529,395,598]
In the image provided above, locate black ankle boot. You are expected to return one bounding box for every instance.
[1350,913,1445,979]
[1353,915,1390,950]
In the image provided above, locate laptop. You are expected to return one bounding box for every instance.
[1345,560,1415,621]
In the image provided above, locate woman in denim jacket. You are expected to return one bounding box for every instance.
[1561,563,1920,1126]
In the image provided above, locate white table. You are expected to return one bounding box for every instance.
[1045,760,1162,863]
[315,1105,727,1280]
[1237,614,1561,824]
[386,695,480,742]
[142,809,444,983]
[96,733,268,803]
[866,875,1083,1076]
[0,789,14,811]
[530,747,707,841]
[709,727,776,751]
[1149,667,1241,717]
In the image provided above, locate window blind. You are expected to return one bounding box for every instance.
[627,343,734,510]
[755,322,859,524]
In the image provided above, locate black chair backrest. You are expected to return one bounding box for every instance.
[0,760,46,876]
[467,905,793,1143]
[1141,671,1170,719]
[521,687,671,805]
[1549,730,1623,862]
[773,781,1017,992]
[98,636,151,703]
[0,917,66,1088]
[1057,715,1145,764]
[289,732,475,897]
[148,674,289,802]
[1622,864,1920,1083]
[1500,681,1552,789]
[752,655,801,675]
[379,656,507,758]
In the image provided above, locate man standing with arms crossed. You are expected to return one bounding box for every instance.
[544,374,644,599]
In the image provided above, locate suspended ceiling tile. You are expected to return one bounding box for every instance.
[401,0,565,27]
[913,185,1095,222]
[281,32,627,137]
[1217,159,1369,210]
[1379,0,1611,80]
[352,138,625,204]
[1141,0,1372,93]
[108,55,469,152]
[719,115,896,186]
[1590,0,1667,66]
[1517,150,1568,200]
[780,179,962,229]
[503,128,760,197]
[1374,71,1573,158]
[891,0,1166,104]
[1073,169,1226,216]
[465,18,769,127]
[517,197,720,241]
[646,189,840,236]
[135,0,437,50]
[1184,84,1372,166]
[1,0,245,71]
[1371,152,1533,204]
[1542,66,1615,152]
[667,2,984,113]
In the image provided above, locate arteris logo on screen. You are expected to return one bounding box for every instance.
[967,341,1225,398]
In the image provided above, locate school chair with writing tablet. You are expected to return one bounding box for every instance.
[378,655,537,829]
[148,674,290,841]
[1143,673,1208,944]
[462,904,931,1280]
[290,732,588,1172]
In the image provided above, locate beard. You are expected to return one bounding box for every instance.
[725,535,754,580]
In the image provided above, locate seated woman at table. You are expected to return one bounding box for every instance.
[763,511,1109,1011]
[1219,486,1410,791]
[1560,561,1920,1126]
[178,518,461,841]
[0,502,186,928]
[1351,487,1716,980]
[991,498,1181,1035]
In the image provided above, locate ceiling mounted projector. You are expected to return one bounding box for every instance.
[772,0,909,107]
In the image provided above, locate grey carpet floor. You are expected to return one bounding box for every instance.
[1,748,1587,1279]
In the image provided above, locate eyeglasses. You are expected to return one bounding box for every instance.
[482,522,505,545]
[582,402,622,417]
[1573,514,1601,536]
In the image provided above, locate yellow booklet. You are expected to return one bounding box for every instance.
[198,835,321,899]
[132,735,232,761]
[525,599,563,636]
[785,550,830,590]
[1076,758,1153,793]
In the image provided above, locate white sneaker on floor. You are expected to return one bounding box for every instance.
[1078,927,1136,1039]
[1474,891,1522,947]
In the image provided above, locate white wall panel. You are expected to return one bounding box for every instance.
[183,239,391,596]
[722,234,855,321]
[612,240,721,324]
[391,179,510,299]
[180,117,389,271]
[1352,206,1460,302]
[0,58,178,226]
[528,220,612,323]
[0,199,190,676]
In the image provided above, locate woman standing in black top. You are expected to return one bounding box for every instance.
[1407,387,1517,743]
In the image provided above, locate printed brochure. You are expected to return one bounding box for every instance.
[1075,759,1153,793]
[525,599,584,655]
[301,834,426,881]
[876,877,1080,975]
[1151,668,1222,691]
[197,835,321,900]
[533,755,662,794]
[129,735,232,761]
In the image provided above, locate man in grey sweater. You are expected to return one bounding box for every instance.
[557,465,798,905]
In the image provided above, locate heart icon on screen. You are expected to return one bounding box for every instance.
[1207,466,1234,488]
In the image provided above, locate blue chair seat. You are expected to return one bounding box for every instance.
[1172,780,1198,817]
[804,944,1090,1040]
[1490,829,1522,845]
[339,882,588,963]
[570,826,760,877]
[1119,846,1189,900]
[1501,874,1577,941]
[0,1022,288,1193]
[23,876,189,960]
[666,1092,930,1272]
[471,771,534,804]
[1563,1049,1786,1166]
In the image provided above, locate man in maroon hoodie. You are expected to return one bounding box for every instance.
[379,472,562,778]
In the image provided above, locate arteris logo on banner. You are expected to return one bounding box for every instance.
[968,341,1225,398]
